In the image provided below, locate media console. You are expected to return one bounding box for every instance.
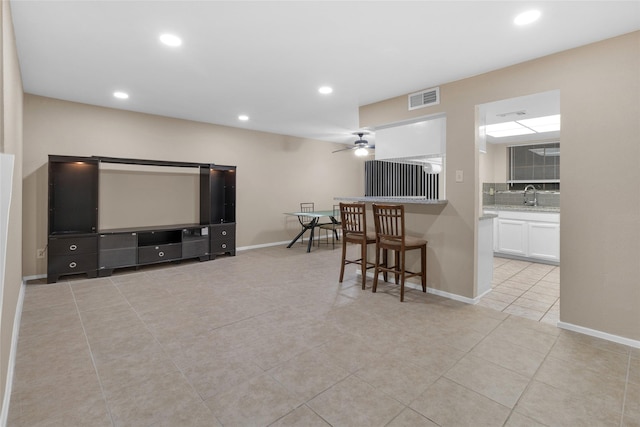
[47,155,236,283]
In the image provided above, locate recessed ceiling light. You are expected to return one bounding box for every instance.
[514,10,541,26]
[159,33,182,47]
[318,86,333,95]
[238,114,249,121]
[113,91,129,99]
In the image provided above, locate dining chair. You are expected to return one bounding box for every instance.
[298,202,316,245]
[318,204,341,248]
[339,202,376,289]
[372,203,427,302]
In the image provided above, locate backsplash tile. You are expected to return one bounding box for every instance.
[483,182,560,208]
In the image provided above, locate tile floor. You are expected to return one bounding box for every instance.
[478,257,560,325]
[8,245,639,426]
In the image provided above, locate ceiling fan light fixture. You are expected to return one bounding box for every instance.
[354,147,368,157]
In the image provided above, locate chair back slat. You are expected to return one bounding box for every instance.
[340,202,366,235]
[372,204,405,246]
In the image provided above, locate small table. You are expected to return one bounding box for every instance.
[284,210,338,252]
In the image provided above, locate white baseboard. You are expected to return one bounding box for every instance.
[360,271,479,305]
[1,281,25,426]
[557,321,640,349]
[21,274,45,282]
[237,240,291,251]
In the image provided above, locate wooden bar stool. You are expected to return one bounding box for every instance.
[339,202,376,289]
[372,203,427,302]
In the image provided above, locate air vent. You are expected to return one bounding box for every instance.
[408,87,440,110]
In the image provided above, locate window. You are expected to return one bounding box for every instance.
[508,142,559,188]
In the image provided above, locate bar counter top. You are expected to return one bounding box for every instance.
[334,196,447,205]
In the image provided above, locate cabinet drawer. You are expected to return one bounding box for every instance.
[49,253,97,275]
[210,238,234,253]
[99,233,137,250]
[183,240,209,258]
[209,224,235,240]
[138,243,181,264]
[99,248,137,269]
[49,236,97,256]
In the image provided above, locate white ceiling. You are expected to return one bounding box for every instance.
[10,1,640,145]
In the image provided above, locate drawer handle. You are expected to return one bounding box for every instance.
[69,244,77,251]
[158,251,165,257]
[221,243,227,249]
[222,230,227,236]
[69,261,77,268]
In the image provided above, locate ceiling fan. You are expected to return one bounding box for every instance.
[332,132,375,156]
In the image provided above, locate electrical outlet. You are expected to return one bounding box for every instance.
[36,248,46,258]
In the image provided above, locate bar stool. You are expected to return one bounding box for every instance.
[372,203,427,302]
[339,202,377,289]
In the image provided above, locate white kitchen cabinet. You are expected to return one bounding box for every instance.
[528,221,560,261]
[497,219,528,256]
[491,210,560,263]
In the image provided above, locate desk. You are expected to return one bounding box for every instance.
[284,210,338,252]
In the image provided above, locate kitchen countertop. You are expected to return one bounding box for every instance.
[483,205,560,213]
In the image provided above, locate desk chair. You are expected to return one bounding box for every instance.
[372,204,427,302]
[318,204,341,248]
[339,202,376,289]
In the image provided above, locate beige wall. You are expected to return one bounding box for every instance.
[22,95,365,277]
[360,31,640,341]
[1,0,24,414]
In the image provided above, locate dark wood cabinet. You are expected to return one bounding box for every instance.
[48,157,99,234]
[99,232,137,274]
[200,165,236,224]
[182,227,210,259]
[47,155,236,283]
[47,234,98,283]
[209,223,236,258]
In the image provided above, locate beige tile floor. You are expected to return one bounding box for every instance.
[8,245,639,426]
[478,257,560,325]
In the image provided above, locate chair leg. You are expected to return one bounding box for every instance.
[373,245,380,293]
[421,245,427,293]
[360,241,367,290]
[400,251,406,302]
[339,240,347,283]
[394,250,400,284]
[382,249,388,283]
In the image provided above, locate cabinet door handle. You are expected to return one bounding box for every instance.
[221,244,227,249]
[158,251,165,257]
[69,262,77,268]
[222,231,227,236]
[69,244,77,251]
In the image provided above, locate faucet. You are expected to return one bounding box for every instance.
[523,184,537,206]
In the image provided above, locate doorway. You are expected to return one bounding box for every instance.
[476,90,561,323]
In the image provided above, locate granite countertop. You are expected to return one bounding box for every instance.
[479,213,498,220]
[483,205,560,213]
[334,196,447,205]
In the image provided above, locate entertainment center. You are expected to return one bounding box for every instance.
[47,155,236,283]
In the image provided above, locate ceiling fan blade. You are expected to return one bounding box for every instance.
[332,146,355,153]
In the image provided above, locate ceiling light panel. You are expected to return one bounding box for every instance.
[484,121,535,138]
[517,114,561,132]
[318,86,333,95]
[113,91,129,99]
